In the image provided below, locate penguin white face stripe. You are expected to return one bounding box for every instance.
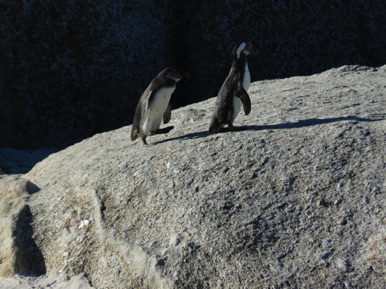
[236,42,247,58]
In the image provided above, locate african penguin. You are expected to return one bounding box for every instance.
[131,67,187,145]
[209,42,253,134]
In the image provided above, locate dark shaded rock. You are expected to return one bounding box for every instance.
[0,44,17,147]
[0,2,386,148]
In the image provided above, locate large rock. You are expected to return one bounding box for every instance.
[17,65,386,288]
[1,1,386,147]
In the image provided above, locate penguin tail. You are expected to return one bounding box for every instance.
[209,118,220,134]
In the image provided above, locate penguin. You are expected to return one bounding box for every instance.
[131,67,187,145]
[209,42,253,134]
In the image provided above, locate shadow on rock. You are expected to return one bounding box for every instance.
[157,115,384,144]
[14,205,46,276]
[241,115,385,131]
[155,130,209,144]
[0,148,57,174]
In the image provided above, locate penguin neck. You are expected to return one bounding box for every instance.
[163,78,177,88]
[232,54,250,91]
[232,54,248,72]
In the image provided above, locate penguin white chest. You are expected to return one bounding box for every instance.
[232,96,242,121]
[232,64,250,121]
[242,64,251,92]
[142,87,174,134]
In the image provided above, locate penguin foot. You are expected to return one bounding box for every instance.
[208,126,220,135]
[140,136,148,145]
[227,125,249,132]
[227,123,235,130]
[210,125,245,134]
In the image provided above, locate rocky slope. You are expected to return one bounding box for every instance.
[1,65,385,288]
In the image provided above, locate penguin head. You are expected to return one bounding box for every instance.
[234,42,253,59]
[162,67,188,82]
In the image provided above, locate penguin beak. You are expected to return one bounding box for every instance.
[178,71,189,79]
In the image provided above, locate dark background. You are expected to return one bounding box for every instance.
[1,1,385,148]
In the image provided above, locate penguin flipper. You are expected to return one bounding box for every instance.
[131,99,144,141]
[236,85,251,115]
[131,125,139,141]
[131,93,150,142]
[140,96,151,130]
[163,103,172,124]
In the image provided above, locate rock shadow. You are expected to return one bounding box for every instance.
[155,130,209,144]
[157,115,384,144]
[14,205,46,276]
[0,148,57,174]
[237,115,385,131]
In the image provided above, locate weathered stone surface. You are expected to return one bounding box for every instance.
[0,273,92,289]
[15,65,386,288]
[1,2,386,147]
